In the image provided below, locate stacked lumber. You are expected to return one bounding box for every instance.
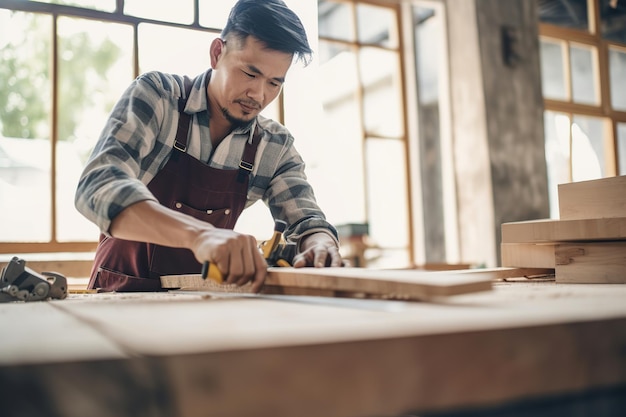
[501,175,626,283]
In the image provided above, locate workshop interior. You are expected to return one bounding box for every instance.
[1,1,626,416]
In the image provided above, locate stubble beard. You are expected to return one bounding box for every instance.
[221,107,255,130]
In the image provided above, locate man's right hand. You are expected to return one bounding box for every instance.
[191,228,267,292]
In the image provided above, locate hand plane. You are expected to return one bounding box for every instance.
[201,220,296,282]
[0,256,68,302]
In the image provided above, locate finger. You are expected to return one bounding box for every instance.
[313,247,328,268]
[328,246,343,267]
[250,256,268,293]
[235,237,257,286]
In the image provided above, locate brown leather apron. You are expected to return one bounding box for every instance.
[88,78,261,292]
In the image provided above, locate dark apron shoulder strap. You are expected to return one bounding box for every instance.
[173,76,194,152]
[237,125,263,183]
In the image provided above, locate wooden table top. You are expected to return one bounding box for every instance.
[1,280,625,417]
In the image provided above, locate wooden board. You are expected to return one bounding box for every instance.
[501,243,556,268]
[501,217,626,243]
[161,267,497,299]
[558,175,626,220]
[555,241,626,284]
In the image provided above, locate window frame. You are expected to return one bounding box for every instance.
[539,0,626,183]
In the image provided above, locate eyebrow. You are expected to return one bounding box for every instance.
[247,65,285,84]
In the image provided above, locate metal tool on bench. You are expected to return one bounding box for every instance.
[0,256,68,302]
[201,220,296,283]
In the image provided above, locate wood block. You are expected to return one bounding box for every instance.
[161,267,494,300]
[559,175,626,220]
[555,241,626,284]
[501,243,555,268]
[501,217,626,243]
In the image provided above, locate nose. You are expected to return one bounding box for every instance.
[246,79,264,104]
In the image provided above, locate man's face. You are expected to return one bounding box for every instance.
[209,36,293,127]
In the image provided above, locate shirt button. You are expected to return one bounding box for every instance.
[225,209,231,215]
[175,202,182,209]
[206,209,213,214]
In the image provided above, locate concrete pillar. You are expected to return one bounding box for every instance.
[447,0,550,266]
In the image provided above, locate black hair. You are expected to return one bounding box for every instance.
[221,0,313,66]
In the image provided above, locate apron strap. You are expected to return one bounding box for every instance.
[237,125,262,183]
[173,76,194,152]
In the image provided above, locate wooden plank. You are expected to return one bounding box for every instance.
[501,217,626,243]
[555,241,626,284]
[558,175,626,220]
[162,267,499,300]
[501,243,556,268]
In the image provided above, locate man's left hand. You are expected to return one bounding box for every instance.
[292,232,343,268]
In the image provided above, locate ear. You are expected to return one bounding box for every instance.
[210,38,225,68]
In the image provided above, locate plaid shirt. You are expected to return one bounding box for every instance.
[75,69,337,244]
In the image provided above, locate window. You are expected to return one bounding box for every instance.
[538,0,626,217]
[0,0,290,254]
[316,0,411,267]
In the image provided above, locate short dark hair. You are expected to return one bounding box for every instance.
[222,0,313,66]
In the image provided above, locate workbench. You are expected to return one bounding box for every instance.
[1,279,625,417]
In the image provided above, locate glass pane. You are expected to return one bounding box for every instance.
[125,0,193,25]
[308,41,364,225]
[0,10,52,242]
[318,0,355,41]
[540,39,567,100]
[35,0,115,12]
[571,115,608,181]
[365,138,410,267]
[139,24,217,76]
[414,5,446,262]
[199,0,235,29]
[359,47,403,138]
[601,0,626,43]
[56,17,134,242]
[356,4,398,48]
[537,0,589,31]
[544,111,571,218]
[0,11,52,241]
[570,43,598,105]
[618,123,626,175]
[609,47,626,111]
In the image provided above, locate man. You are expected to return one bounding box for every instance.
[75,0,342,293]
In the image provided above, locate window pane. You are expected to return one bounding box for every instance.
[318,0,355,41]
[540,39,567,100]
[537,0,589,31]
[609,47,626,111]
[56,17,134,242]
[414,5,446,261]
[571,115,608,182]
[365,138,409,267]
[356,4,398,48]
[139,24,217,76]
[601,1,626,43]
[0,11,53,242]
[125,0,193,25]
[359,47,403,138]
[199,0,235,29]
[35,0,116,12]
[312,41,365,225]
[618,123,626,175]
[570,44,598,105]
[544,111,571,218]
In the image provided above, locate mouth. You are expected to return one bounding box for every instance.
[236,100,260,114]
